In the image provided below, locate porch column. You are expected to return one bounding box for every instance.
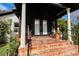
[67,8,73,43]
[18,3,26,56]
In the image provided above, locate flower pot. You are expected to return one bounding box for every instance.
[54,33,60,41]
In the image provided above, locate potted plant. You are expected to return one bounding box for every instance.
[54,32,61,41]
[51,27,61,41]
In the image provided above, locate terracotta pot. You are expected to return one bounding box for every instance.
[54,33,60,41]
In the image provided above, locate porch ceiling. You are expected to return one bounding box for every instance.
[14,3,79,20]
[26,3,65,20]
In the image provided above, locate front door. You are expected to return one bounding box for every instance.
[34,19,48,35]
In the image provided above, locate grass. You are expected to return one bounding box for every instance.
[0,37,19,56]
[0,43,10,56]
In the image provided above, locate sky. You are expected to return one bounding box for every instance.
[0,3,16,11]
[61,9,79,24]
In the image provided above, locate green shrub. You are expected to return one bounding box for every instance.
[0,20,19,56]
[0,36,19,56]
[0,44,10,56]
[9,36,19,56]
[0,20,10,44]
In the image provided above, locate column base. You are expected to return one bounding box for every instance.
[69,40,73,44]
[18,47,27,56]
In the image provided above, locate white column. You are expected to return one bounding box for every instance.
[19,3,26,48]
[67,8,72,42]
[57,27,60,33]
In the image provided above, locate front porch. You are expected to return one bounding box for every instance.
[17,3,79,56]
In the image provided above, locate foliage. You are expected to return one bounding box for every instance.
[0,36,19,56]
[0,20,10,44]
[57,18,68,40]
[57,18,79,45]
[9,36,19,56]
[0,19,19,56]
[72,23,79,45]
[0,44,9,56]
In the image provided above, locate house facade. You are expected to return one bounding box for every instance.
[14,3,78,56]
[0,3,79,56]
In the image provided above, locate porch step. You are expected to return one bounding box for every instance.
[36,45,78,56]
[27,36,78,56]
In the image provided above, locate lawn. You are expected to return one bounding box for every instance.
[0,43,10,56]
[0,38,19,56]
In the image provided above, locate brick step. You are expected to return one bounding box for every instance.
[30,42,75,55]
[38,49,77,56]
[31,40,70,45]
[31,36,53,41]
[30,45,77,56]
[68,52,79,56]
[31,36,67,45]
[31,45,70,51]
[26,36,78,56]
[31,36,52,38]
[31,41,70,49]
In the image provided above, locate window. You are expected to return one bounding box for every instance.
[14,22,19,32]
[14,22,19,27]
